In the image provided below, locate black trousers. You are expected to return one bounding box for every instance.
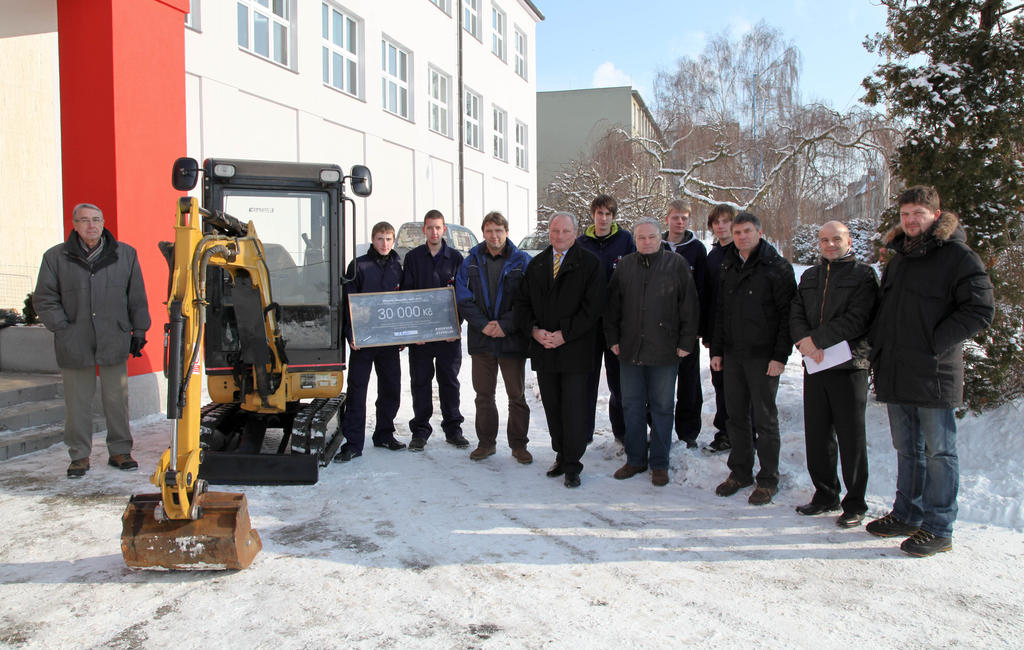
[537,371,590,475]
[674,350,703,441]
[342,346,401,452]
[710,365,728,436]
[408,340,464,440]
[724,356,780,489]
[803,368,869,514]
[584,327,624,440]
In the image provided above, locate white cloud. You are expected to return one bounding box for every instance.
[591,61,632,88]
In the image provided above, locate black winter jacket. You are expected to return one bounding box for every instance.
[605,249,700,366]
[870,212,994,408]
[342,247,403,345]
[514,243,605,373]
[790,253,879,371]
[711,239,796,363]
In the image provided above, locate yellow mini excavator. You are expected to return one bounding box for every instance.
[120,157,371,570]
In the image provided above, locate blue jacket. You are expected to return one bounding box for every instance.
[576,224,636,283]
[401,240,463,290]
[455,240,531,357]
[342,248,403,343]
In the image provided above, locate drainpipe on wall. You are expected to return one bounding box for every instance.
[456,0,465,225]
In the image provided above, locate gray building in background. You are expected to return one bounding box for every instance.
[536,86,662,200]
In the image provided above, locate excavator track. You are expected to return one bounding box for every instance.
[290,396,346,466]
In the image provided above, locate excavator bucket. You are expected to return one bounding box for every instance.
[120,492,262,570]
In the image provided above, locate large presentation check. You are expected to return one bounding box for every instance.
[348,287,460,347]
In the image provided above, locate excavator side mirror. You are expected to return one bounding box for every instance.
[172,157,200,191]
[349,165,372,197]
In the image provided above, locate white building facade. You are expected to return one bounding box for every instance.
[184,0,543,246]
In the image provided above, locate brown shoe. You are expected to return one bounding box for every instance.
[67,458,90,479]
[511,448,533,464]
[108,454,139,471]
[613,463,647,480]
[748,486,777,505]
[651,469,669,486]
[715,476,753,497]
[469,446,496,461]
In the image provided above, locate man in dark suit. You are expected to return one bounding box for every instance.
[515,212,605,488]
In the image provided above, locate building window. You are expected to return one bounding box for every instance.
[465,88,482,150]
[381,38,411,120]
[514,27,527,79]
[237,0,291,67]
[428,67,451,137]
[322,3,360,97]
[492,106,507,161]
[463,0,480,40]
[428,0,451,14]
[491,5,506,61]
[515,121,528,170]
[185,0,201,31]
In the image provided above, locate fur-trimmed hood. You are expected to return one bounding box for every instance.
[882,210,963,247]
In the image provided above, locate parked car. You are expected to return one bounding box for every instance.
[518,234,547,257]
[393,221,479,262]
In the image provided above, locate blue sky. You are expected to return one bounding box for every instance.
[535,0,889,112]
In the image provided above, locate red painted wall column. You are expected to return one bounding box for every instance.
[56,0,189,376]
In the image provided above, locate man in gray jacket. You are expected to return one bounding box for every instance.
[34,203,150,478]
[605,218,700,486]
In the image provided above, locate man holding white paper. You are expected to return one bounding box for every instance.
[790,221,879,528]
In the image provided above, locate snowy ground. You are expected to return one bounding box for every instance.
[2,340,1023,648]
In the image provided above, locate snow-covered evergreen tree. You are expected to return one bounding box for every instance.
[863,0,1024,410]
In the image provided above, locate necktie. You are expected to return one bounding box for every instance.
[552,251,562,278]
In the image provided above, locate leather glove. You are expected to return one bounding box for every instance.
[130,336,146,357]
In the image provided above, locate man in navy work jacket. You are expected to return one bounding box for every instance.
[455,211,532,464]
[335,221,406,462]
[401,210,468,451]
[576,194,635,444]
[661,199,709,448]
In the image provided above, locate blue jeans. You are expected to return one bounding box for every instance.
[886,404,959,537]
[620,363,677,470]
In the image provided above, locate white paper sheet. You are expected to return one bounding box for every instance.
[803,340,853,374]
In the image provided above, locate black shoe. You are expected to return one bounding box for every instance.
[866,512,919,538]
[795,501,840,516]
[563,472,581,488]
[836,512,865,528]
[445,434,470,448]
[408,438,426,452]
[373,438,407,451]
[333,447,361,462]
[683,439,698,449]
[900,529,953,557]
[546,462,564,478]
[702,436,731,455]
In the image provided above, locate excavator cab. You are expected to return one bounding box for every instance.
[120,157,371,570]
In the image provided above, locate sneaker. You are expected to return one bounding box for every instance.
[469,446,495,461]
[446,434,470,448]
[865,512,920,538]
[511,448,533,464]
[715,476,753,497]
[108,454,139,471]
[651,469,669,486]
[748,486,776,505]
[836,512,865,528]
[900,529,953,557]
[67,458,90,479]
[408,438,427,452]
[613,463,647,480]
[702,436,731,455]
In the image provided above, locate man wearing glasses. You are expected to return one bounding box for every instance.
[34,203,150,479]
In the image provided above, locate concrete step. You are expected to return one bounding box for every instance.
[0,373,62,408]
[0,398,67,431]
[0,417,105,461]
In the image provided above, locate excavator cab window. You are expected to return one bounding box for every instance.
[221,190,333,350]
